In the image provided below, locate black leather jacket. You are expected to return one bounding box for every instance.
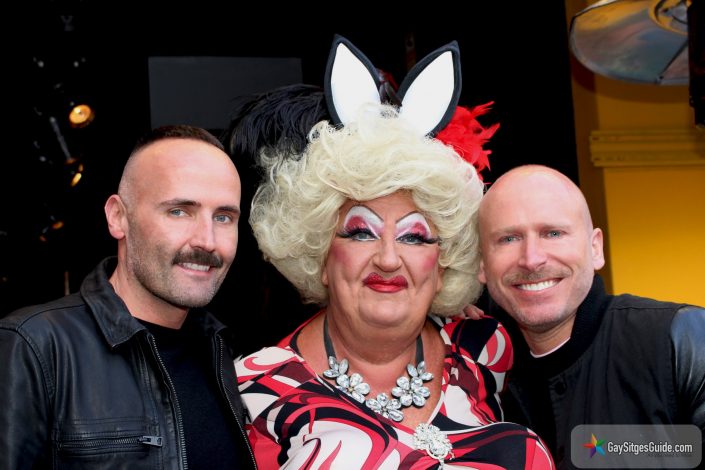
[0,258,257,469]
[497,275,705,469]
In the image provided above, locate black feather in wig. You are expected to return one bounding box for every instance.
[224,84,329,166]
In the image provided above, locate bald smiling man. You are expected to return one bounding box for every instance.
[478,165,705,469]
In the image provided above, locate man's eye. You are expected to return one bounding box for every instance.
[499,235,519,244]
[169,208,186,217]
[214,214,233,223]
[546,230,562,238]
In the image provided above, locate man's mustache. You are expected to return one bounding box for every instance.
[173,249,223,268]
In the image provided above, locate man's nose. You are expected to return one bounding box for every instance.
[190,216,216,252]
[518,236,547,271]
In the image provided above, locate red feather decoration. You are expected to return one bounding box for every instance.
[435,102,499,181]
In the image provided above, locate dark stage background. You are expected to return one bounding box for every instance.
[4,6,578,355]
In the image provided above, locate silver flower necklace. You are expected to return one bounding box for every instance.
[321,315,433,422]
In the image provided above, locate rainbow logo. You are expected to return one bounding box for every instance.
[583,434,606,458]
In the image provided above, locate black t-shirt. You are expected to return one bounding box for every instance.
[140,316,241,469]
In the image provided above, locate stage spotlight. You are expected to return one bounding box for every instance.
[68,103,95,128]
[48,116,86,187]
[66,158,84,187]
[569,0,690,85]
[569,0,703,127]
[39,218,65,243]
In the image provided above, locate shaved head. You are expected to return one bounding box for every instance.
[119,125,226,209]
[480,165,594,233]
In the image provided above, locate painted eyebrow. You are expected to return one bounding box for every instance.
[348,204,431,230]
[350,206,424,224]
[347,206,429,228]
[348,204,383,223]
[396,211,427,225]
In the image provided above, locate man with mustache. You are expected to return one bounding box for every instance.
[477,164,705,469]
[0,125,256,468]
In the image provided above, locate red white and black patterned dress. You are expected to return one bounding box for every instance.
[236,313,554,469]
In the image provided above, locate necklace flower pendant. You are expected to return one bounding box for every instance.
[413,423,454,468]
[392,361,433,407]
[323,356,348,379]
[321,318,433,424]
[324,356,370,402]
[366,393,404,422]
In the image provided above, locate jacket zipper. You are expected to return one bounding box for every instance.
[217,335,258,468]
[59,435,163,451]
[148,334,189,469]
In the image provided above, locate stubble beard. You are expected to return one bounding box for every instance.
[127,238,226,309]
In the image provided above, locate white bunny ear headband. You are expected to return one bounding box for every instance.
[324,34,462,137]
[323,35,498,179]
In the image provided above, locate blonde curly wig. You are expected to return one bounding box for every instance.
[250,105,485,316]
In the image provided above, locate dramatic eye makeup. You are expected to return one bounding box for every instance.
[337,206,382,241]
[395,213,439,245]
[337,206,438,245]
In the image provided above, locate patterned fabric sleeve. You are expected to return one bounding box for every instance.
[438,316,513,423]
[236,346,296,466]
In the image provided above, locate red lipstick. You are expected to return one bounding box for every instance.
[363,273,408,293]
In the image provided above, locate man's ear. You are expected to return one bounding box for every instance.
[591,227,605,270]
[105,194,128,240]
[478,259,487,284]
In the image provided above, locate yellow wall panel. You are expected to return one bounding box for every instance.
[603,167,705,305]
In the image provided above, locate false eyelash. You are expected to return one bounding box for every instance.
[337,227,376,239]
[397,233,440,245]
